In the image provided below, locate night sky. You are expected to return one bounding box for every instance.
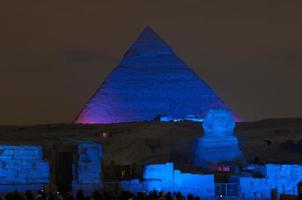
[1,1,302,125]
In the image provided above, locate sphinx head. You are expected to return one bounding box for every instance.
[202,108,235,136]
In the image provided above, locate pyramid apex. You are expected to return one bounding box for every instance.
[122,26,173,59]
[136,26,163,41]
[141,26,156,33]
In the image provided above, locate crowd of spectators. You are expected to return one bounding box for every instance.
[0,190,201,200]
[2,189,302,200]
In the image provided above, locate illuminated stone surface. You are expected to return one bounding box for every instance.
[0,145,49,192]
[202,108,236,136]
[120,162,215,198]
[73,142,102,194]
[120,162,302,198]
[75,27,231,124]
[194,108,243,166]
[240,164,302,199]
[120,179,143,194]
[121,162,302,198]
[143,162,174,192]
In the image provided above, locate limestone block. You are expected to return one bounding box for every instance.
[142,162,215,198]
[120,179,144,194]
[240,177,270,199]
[0,145,49,192]
[239,164,302,198]
[143,162,173,191]
[174,170,215,198]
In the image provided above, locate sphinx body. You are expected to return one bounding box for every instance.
[194,108,243,167]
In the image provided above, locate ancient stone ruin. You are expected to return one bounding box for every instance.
[194,108,243,167]
[74,27,232,124]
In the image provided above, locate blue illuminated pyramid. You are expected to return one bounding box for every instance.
[75,27,231,124]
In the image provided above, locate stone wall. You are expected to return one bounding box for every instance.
[240,164,302,199]
[120,179,143,194]
[143,162,174,192]
[173,169,214,198]
[120,162,215,198]
[0,145,49,192]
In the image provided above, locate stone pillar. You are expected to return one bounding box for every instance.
[72,141,102,195]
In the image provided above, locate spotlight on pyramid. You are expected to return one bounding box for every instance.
[75,27,234,124]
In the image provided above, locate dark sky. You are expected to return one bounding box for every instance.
[1,1,302,125]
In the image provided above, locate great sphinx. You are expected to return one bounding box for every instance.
[194,108,244,167]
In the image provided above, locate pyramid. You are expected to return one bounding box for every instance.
[75,27,232,124]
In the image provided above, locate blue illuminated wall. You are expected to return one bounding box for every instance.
[120,162,215,198]
[120,179,143,194]
[0,145,49,193]
[75,27,232,124]
[121,162,302,198]
[72,142,102,194]
[173,169,214,198]
[240,164,302,199]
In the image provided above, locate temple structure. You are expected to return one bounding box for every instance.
[75,27,231,124]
